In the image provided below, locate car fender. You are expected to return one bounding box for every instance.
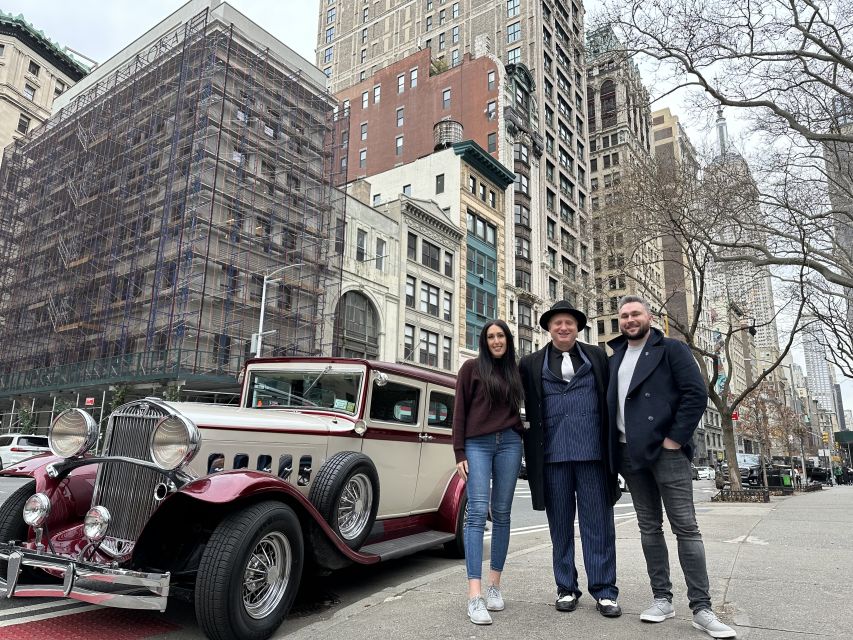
[0,455,96,534]
[133,470,380,571]
[435,473,466,533]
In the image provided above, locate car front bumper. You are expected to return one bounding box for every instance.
[0,543,169,611]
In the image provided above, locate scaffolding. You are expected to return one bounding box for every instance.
[0,8,347,401]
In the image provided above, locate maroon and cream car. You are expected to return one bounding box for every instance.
[0,358,466,640]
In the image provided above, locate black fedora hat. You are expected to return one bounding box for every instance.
[539,300,587,331]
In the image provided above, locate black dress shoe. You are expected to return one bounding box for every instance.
[555,591,578,612]
[596,598,623,618]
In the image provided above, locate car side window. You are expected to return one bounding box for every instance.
[0,436,13,447]
[427,391,454,429]
[370,381,421,425]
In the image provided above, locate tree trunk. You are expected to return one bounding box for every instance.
[722,414,742,490]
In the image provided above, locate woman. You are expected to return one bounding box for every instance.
[452,320,524,625]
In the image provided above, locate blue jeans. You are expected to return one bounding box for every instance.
[620,444,712,612]
[463,428,522,580]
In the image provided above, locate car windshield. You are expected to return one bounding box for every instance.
[19,436,48,447]
[246,368,364,414]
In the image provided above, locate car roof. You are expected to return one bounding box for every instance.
[244,356,457,388]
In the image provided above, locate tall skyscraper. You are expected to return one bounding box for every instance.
[319,0,597,350]
[803,318,838,414]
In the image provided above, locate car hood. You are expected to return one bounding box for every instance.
[161,401,356,435]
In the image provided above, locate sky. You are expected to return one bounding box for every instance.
[6,0,852,418]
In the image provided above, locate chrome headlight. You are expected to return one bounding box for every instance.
[49,408,98,458]
[83,506,111,542]
[23,493,51,527]
[149,414,199,471]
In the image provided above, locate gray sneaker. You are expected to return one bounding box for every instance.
[693,608,736,638]
[486,585,505,611]
[467,596,492,625]
[641,597,675,622]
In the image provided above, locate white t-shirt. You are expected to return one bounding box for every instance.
[616,339,647,443]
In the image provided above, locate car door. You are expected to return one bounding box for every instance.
[362,376,424,518]
[412,385,456,512]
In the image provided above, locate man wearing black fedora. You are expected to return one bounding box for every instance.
[519,300,622,618]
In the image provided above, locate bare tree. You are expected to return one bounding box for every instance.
[595,0,853,374]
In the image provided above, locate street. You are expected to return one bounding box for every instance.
[0,475,737,639]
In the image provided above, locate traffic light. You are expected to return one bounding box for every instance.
[821,431,830,444]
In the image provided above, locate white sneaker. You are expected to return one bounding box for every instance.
[641,597,675,622]
[467,595,492,625]
[485,585,505,611]
[692,608,736,638]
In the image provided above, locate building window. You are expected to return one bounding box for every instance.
[362,91,369,108]
[324,46,333,63]
[395,135,404,156]
[27,60,40,76]
[467,211,497,246]
[0,44,5,57]
[376,238,386,270]
[419,330,439,367]
[404,325,415,360]
[372,194,381,206]
[489,190,496,208]
[426,15,433,30]
[23,84,36,101]
[487,132,497,153]
[403,183,412,196]
[435,173,445,194]
[468,175,476,192]
[507,47,521,64]
[398,74,405,93]
[420,282,440,316]
[373,85,381,103]
[549,278,557,299]
[422,241,441,271]
[507,22,521,43]
[407,232,418,260]
[363,6,369,22]
[519,303,532,328]
[444,251,454,277]
[406,276,416,307]
[438,33,445,50]
[442,88,451,108]
[443,292,453,321]
[356,228,367,261]
[487,70,496,91]
[486,100,496,120]
[452,25,459,43]
[360,49,367,63]
[16,115,30,134]
[325,26,335,42]
[361,27,368,43]
[410,68,418,87]
[359,149,367,168]
[514,203,530,225]
[396,107,404,127]
[360,122,368,140]
[443,337,453,369]
[514,173,529,195]
[479,183,487,201]
[452,2,460,18]
[507,0,520,17]
[516,237,531,259]
[451,49,460,67]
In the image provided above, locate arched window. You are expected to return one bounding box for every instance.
[333,291,380,358]
[600,80,617,128]
[587,89,597,133]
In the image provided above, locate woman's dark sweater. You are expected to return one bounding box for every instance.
[452,357,523,463]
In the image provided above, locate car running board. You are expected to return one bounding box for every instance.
[360,530,455,561]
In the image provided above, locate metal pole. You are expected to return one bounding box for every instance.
[256,273,269,357]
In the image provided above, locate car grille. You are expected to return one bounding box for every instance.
[91,401,169,544]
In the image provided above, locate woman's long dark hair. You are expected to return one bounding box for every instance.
[477,319,524,412]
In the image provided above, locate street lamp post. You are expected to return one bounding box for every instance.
[254,263,304,358]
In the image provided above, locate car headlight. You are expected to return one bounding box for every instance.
[149,414,199,471]
[23,493,51,527]
[83,506,111,542]
[49,408,98,458]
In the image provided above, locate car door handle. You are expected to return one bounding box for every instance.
[419,433,434,442]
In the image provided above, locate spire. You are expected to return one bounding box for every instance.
[716,106,728,156]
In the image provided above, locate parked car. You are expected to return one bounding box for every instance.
[0,433,49,469]
[0,358,467,640]
[691,464,699,480]
[695,466,715,480]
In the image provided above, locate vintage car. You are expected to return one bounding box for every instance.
[0,358,466,640]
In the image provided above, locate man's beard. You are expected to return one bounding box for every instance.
[622,323,650,340]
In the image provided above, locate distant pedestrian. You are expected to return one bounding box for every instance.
[452,320,524,625]
[793,468,802,489]
[607,295,736,639]
[519,300,622,619]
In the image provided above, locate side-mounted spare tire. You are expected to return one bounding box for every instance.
[308,451,379,550]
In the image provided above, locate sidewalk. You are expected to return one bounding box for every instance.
[282,486,853,639]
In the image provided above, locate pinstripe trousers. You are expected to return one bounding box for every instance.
[543,460,618,600]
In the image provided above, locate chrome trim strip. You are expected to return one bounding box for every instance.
[0,544,169,611]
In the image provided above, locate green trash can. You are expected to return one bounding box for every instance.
[782,474,792,487]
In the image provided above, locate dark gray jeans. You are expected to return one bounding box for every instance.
[620,444,711,612]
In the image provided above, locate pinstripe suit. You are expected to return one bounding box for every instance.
[520,342,619,601]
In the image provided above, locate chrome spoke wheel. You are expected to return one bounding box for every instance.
[337,473,373,541]
[242,531,292,620]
